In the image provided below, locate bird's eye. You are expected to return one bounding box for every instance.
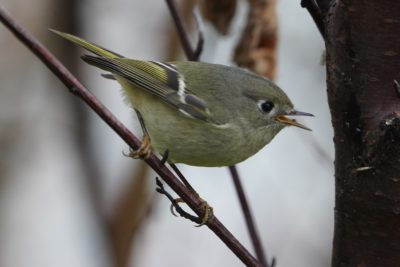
[259,100,274,113]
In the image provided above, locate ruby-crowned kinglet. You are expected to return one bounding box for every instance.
[52,30,313,167]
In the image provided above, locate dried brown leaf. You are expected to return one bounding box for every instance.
[233,0,278,80]
[199,0,237,35]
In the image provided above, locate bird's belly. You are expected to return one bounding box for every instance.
[121,82,264,167]
[146,113,250,167]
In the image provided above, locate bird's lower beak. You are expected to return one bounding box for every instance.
[275,109,314,131]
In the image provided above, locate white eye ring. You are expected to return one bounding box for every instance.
[258,100,275,113]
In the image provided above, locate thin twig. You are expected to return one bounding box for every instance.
[166,0,202,62]
[170,163,197,193]
[301,0,325,38]
[165,1,268,266]
[192,5,205,59]
[0,6,261,267]
[229,166,269,267]
[165,0,198,60]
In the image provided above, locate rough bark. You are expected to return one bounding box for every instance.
[325,1,400,266]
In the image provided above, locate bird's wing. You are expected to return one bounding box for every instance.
[82,55,212,122]
[51,30,213,122]
[50,29,123,58]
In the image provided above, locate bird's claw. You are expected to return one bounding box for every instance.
[123,135,152,159]
[170,198,214,227]
[196,201,213,227]
[170,198,183,217]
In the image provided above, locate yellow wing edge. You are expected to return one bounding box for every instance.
[49,29,121,59]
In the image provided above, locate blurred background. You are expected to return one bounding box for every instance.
[0,0,333,266]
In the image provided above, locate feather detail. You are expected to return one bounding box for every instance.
[82,55,211,122]
[51,30,214,122]
[50,29,123,58]
[101,73,116,80]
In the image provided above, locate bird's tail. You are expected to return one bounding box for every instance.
[50,29,123,59]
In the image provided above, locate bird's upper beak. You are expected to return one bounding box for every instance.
[275,109,314,131]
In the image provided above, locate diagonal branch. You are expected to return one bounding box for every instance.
[0,6,261,267]
[165,1,269,266]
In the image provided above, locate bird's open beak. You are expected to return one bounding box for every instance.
[275,109,314,131]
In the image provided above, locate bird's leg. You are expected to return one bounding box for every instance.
[127,110,212,225]
[159,149,170,166]
[128,134,151,159]
[126,109,152,159]
[157,151,212,225]
[169,163,214,226]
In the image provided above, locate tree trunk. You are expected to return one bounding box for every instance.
[326,1,400,266]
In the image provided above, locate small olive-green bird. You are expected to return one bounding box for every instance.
[52,30,313,167]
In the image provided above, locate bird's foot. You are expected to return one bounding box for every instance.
[124,134,152,159]
[197,200,214,227]
[170,197,214,227]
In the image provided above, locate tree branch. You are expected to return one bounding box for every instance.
[166,1,269,266]
[300,0,326,38]
[0,6,261,267]
[229,166,270,267]
[165,0,203,60]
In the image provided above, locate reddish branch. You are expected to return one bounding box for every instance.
[0,6,261,267]
[229,166,270,267]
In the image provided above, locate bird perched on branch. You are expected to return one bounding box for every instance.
[52,30,313,167]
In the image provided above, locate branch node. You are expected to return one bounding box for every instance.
[301,0,326,38]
